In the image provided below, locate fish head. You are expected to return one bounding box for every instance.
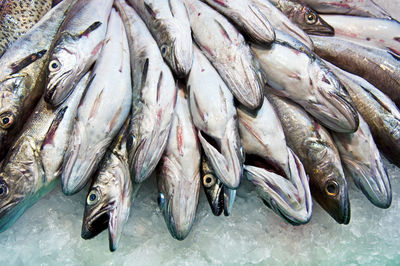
[304,136,350,224]
[45,34,80,106]
[201,156,224,216]
[308,62,359,133]
[295,7,334,36]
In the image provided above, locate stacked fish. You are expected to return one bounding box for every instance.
[0,0,398,252]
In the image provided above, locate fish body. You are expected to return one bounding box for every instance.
[202,0,275,45]
[269,94,350,224]
[45,0,113,106]
[188,46,242,189]
[252,35,359,133]
[62,9,132,195]
[157,86,201,241]
[312,35,400,108]
[127,0,193,77]
[184,0,264,110]
[115,0,176,184]
[268,0,334,36]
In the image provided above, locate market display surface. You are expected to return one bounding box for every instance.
[0,0,399,264]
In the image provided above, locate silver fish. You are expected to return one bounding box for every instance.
[201,0,275,45]
[332,115,392,209]
[82,119,138,252]
[238,97,313,225]
[252,34,359,133]
[127,0,193,77]
[184,0,264,110]
[201,154,224,216]
[115,0,176,184]
[62,9,132,195]
[269,94,350,224]
[157,85,201,241]
[45,0,113,106]
[188,46,242,189]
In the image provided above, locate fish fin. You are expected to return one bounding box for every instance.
[214,19,232,43]
[10,50,47,75]
[41,107,68,149]
[144,1,157,18]
[79,22,102,38]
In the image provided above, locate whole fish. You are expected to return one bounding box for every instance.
[45,0,113,106]
[62,9,132,195]
[0,0,53,57]
[82,120,138,252]
[0,0,78,159]
[328,63,400,168]
[201,0,275,45]
[332,115,392,209]
[188,46,242,189]
[252,34,359,133]
[312,35,400,108]
[268,0,334,36]
[201,155,224,216]
[302,0,391,19]
[238,97,312,225]
[320,15,400,56]
[184,0,264,110]
[127,0,193,78]
[252,0,313,50]
[0,71,90,232]
[115,0,176,184]
[269,94,350,224]
[157,85,201,241]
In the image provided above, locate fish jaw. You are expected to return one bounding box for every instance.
[171,38,194,78]
[201,156,224,216]
[301,10,334,36]
[223,187,236,216]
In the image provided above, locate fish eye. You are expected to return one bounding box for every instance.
[49,59,61,72]
[157,193,165,209]
[305,12,317,24]
[325,181,338,197]
[87,190,100,205]
[0,113,14,129]
[160,44,168,55]
[0,180,8,198]
[203,174,215,188]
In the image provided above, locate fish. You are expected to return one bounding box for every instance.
[115,0,176,184]
[327,63,400,168]
[201,0,275,45]
[311,35,400,108]
[157,85,201,241]
[201,154,224,216]
[0,70,90,232]
[81,119,138,252]
[238,97,312,225]
[0,0,78,160]
[188,46,242,189]
[223,187,236,216]
[252,34,359,133]
[0,0,53,57]
[302,0,391,19]
[62,9,132,195]
[269,94,350,224]
[252,0,313,50]
[332,115,392,209]
[268,0,334,36]
[127,0,193,78]
[184,0,264,110]
[320,15,400,56]
[45,0,113,106]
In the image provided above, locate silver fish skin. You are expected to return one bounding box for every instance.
[252,0,313,50]
[127,0,193,78]
[201,154,224,216]
[269,94,350,224]
[0,0,78,159]
[252,36,359,133]
[332,115,391,209]
[184,0,264,110]
[157,85,201,241]
[238,97,312,225]
[82,120,136,252]
[45,0,113,106]
[188,46,242,189]
[62,9,132,195]
[115,0,176,184]
[302,0,391,19]
[312,35,400,108]
[201,0,275,45]
[0,71,90,232]
[268,0,334,36]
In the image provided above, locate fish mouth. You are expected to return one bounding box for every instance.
[173,43,193,78]
[81,206,112,240]
[223,187,236,216]
[45,70,72,106]
[304,24,334,36]
[204,182,224,216]
[0,198,27,233]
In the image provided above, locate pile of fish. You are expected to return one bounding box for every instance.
[0,0,398,252]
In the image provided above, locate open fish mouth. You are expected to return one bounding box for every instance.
[81,205,114,240]
[305,25,335,36]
